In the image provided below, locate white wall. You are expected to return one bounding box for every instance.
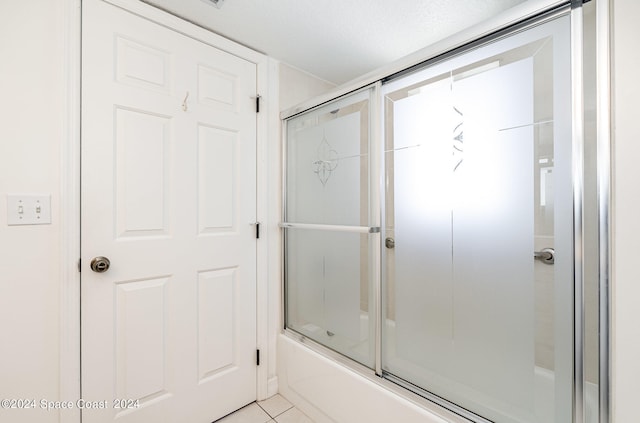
[279,63,336,112]
[611,0,640,421]
[0,1,65,422]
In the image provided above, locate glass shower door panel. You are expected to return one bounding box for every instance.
[286,229,372,365]
[389,60,535,415]
[451,58,535,407]
[383,16,572,423]
[391,79,456,374]
[286,93,370,226]
[284,88,375,368]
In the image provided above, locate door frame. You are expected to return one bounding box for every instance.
[60,1,274,421]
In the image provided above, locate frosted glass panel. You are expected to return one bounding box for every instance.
[286,91,370,227]
[285,229,374,366]
[382,16,572,423]
[284,88,375,368]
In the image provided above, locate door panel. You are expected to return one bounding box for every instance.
[198,125,237,233]
[381,16,572,423]
[115,107,171,237]
[115,277,168,402]
[81,1,257,422]
[197,268,237,380]
[283,88,376,369]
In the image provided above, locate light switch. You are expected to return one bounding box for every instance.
[7,194,52,225]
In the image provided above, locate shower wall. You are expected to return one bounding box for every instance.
[612,0,640,420]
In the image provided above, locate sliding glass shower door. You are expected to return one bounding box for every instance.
[282,9,599,423]
[284,88,377,368]
[381,15,572,423]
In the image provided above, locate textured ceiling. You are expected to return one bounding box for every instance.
[144,0,528,85]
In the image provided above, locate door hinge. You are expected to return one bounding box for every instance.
[78,258,81,272]
[256,349,260,366]
[256,222,261,239]
[255,95,261,113]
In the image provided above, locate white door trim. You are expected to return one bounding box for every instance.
[61,1,273,421]
[60,0,82,422]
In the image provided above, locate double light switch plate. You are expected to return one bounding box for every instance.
[7,194,52,225]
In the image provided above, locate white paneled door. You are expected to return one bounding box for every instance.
[81,1,257,422]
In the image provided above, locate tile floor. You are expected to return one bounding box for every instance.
[214,394,314,423]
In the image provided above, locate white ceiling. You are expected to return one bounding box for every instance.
[144,0,528,85]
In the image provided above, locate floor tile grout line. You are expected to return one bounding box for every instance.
[270,405,294,419]
[264,408,293,418]
[217,399,308,423]
[256,399,294,419]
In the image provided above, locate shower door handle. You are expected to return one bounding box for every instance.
[534,248,554,265]
[385,237,395,249]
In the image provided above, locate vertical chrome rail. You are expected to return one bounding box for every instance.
[281,118,289,332]
[571,0,585,421]
[596,0,612,421]
[371,82,383,377]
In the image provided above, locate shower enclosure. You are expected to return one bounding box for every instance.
[282,2,605,423]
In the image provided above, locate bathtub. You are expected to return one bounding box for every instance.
[277,334,599,423]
